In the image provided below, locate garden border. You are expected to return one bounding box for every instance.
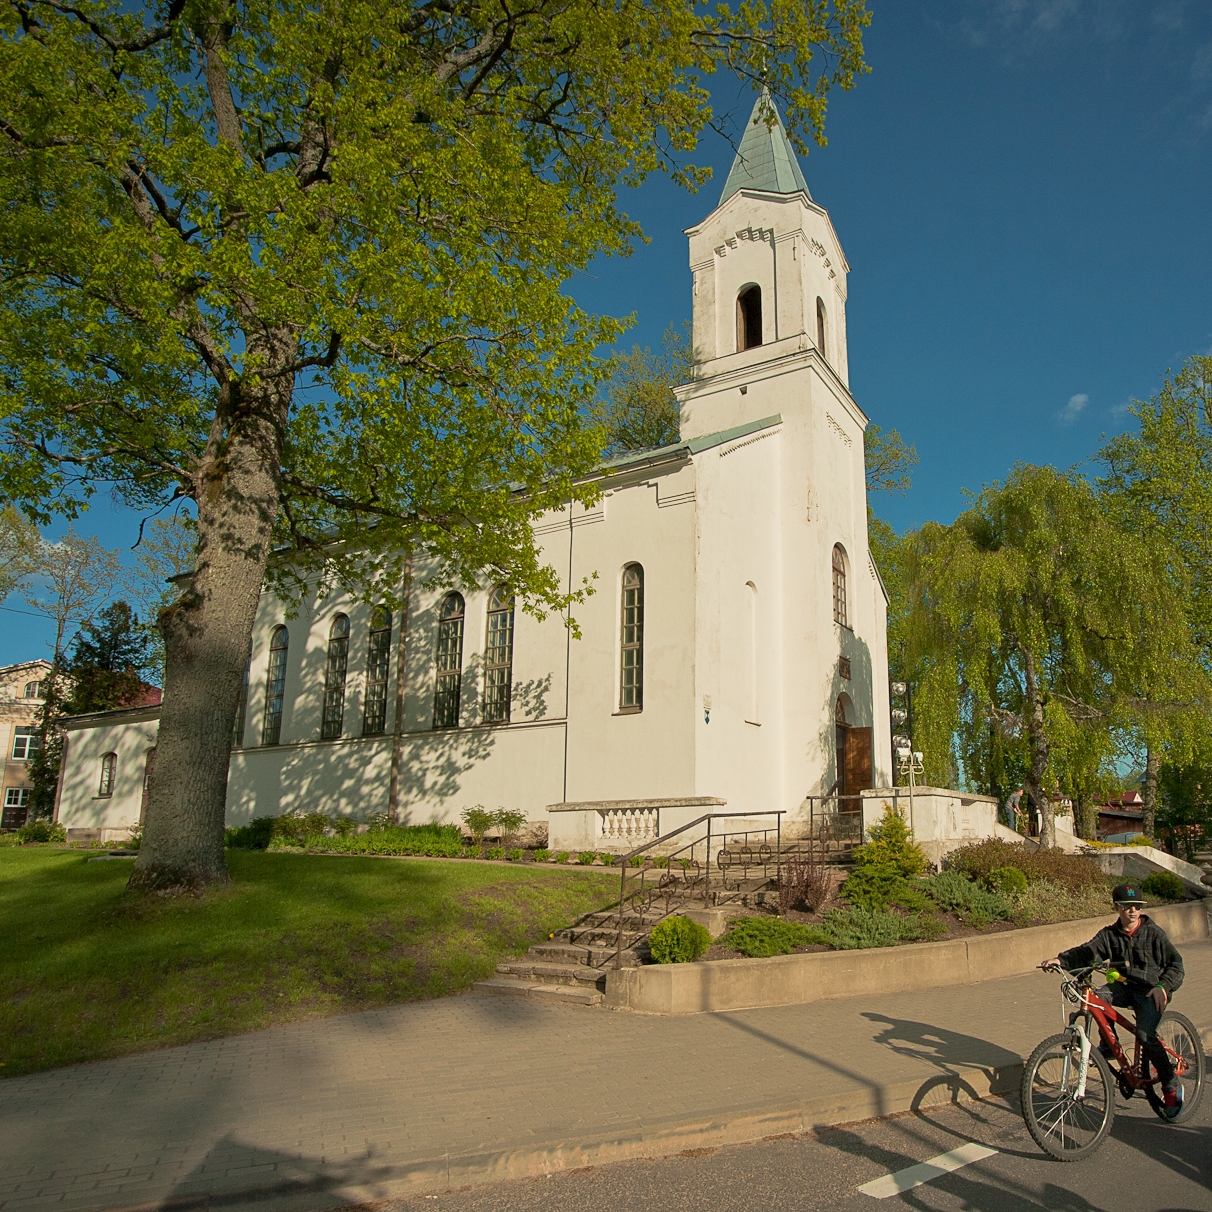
[604,900,1211,1015]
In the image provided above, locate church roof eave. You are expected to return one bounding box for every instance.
[593,414,782,481]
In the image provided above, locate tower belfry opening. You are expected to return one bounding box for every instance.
[736,285,762,351]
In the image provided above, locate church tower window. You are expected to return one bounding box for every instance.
[262,625,289,745]
[619,564,644,711]
[321,614,350,740]
[433,593,465,728]
[736,285,762,351]
[816,297,827,362]
[832,544,848,628]
[362,606,393,736]
[483,586,515,723]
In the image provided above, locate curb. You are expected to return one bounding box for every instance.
[93,1021,1212,1212]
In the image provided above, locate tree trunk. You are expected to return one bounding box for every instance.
[129,369,289,894]
[1020,646,1054,848]
[1074,794,1097,841]
[1141,748,1160,841]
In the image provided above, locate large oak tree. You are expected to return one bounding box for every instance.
[0,0,869,890]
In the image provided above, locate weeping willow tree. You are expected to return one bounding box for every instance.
[900,465,1205,846]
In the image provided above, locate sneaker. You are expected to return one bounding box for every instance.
[1163,1084,1183,1120]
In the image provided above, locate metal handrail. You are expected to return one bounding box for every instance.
[612,810,784,968]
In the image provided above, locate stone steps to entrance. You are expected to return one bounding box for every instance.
[471,977,605,1006]
[494,960,609,988]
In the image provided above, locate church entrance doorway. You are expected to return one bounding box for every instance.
[835,695,873,811]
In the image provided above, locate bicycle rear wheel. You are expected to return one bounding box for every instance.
[1021,1031,1115,1160]
[1147,1010,1206,1124]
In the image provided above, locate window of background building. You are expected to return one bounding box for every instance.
[98,752,117,797]
[321,614,350,740]
[233,640,252,748]
[362,606,393,736]
[619,564,644,711]
[433,593,465,729]
[23,681,42,699]
[11,726,40,761]
[482,586,515,723]
[262,625,289,745]
[1,788,29,831]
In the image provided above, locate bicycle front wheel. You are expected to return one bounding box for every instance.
[1149,1009,1206,1124]
[1021,1031,1115,1160]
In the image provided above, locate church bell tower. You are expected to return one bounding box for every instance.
[677,91,852,440]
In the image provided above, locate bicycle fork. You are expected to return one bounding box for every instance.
[1063,1019,1093,1100]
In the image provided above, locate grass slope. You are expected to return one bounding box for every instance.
[0,849,615,1077]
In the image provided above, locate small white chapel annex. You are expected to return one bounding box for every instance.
[56,95,893,842]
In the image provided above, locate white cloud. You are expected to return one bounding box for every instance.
[1110,400,1133,419]
[1058,392,1089,424]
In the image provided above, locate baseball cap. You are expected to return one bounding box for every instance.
[1112,883,1147,906]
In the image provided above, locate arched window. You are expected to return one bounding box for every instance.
[482,586,515,723]
[620,564,644,711]
[832,544,848,628]
[321,614,351,740]
[362,606,393,736]
[98,752,117,797]
[140,748,156,824]
[816,296,827,361]
[736,285,763,351]
[23,681,42,699]
[233,639,252,748]
[433,593,465,729]
[262,625,289,745]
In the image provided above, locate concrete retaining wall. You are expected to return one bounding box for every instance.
[604,899,1209,1015]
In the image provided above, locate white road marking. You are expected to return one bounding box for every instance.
[858,1143,999,1199]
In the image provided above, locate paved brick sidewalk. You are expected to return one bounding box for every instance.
[2,942,1209,1212]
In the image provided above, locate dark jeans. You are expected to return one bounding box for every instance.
[1101,985,1175,1087]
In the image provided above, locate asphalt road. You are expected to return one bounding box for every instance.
[399,1092,1212,1212]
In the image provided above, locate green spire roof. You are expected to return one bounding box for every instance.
[717,91,811,206]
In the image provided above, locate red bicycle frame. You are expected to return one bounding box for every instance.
[1078,985,1188,1092]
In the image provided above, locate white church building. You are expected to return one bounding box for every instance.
[57,97,893,844]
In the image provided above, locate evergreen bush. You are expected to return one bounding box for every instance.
[648,915,712,963]
[920,870,1011,925]
[717,916,830,957]
[841,863,930,912]
[1012,878,1113,925]
[1141,871,1186,902]
[820,907,945,950]
[852,807,927,876]
[16,820,66,843]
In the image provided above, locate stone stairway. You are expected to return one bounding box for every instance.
[475,841,849,1006]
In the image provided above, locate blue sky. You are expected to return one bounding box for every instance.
[6,0,1212,665]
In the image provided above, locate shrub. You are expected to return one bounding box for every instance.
[461,805,495,847]
[853,807,927,876]
[554,851,570,864]
[628,855,645,867]
[16,820,66,844]
[780,844,832,912]
[945,838,1105,894]
[649,915,712,963]
[506,848,524,862]
[364,811,393,831]
[920,870,1011,925]
[225,817,276,850]
[494,809,527,848]
[532,848,550,862]
[331,816,357,837]
[577,851,597,865]
[1012,878,1113,926]
[485,846,506,861]
[820,907,945,950]
[717,916,831,957]
[599,853,617,866]
[124,826,143,851]
[1141,871,1186,902]
[841,863,930,912]
[987,866,1028,897]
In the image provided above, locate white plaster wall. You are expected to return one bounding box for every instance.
[563,464,698,802]
[58,716,158,833]
[692,428,784,818]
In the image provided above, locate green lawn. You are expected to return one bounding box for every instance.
[0,848,616,1078]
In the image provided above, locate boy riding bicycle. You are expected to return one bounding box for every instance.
[1043,882,1185,1118]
